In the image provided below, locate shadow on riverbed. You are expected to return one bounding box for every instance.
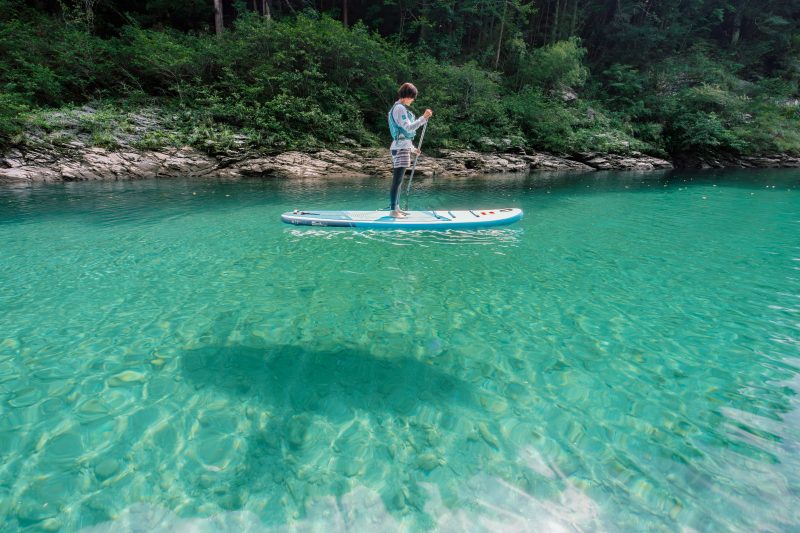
[178,336,511,523]
[180,341,478,419]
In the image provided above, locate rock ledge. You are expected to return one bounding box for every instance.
[0,144,676,184]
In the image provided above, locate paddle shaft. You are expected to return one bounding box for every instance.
[403,121,427,210]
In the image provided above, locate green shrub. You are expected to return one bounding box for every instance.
[517,38,589,91]
[0,3,118,107]
[1,2,796,159]
[131,130,180,150]
[661,85,749,154]
[414,59,521,149]
[505,88,575,152]
[601,64,646,117]
[0,91,28,145]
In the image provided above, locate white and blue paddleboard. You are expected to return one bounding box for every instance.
[281,208,523,230]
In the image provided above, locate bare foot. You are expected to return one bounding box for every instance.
[390,210,408,218]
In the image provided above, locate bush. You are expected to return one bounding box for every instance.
[1,2,796,159]
[505,88,575,152]
[0,91,28,145]
[661,84,749,154]
[0,2,117,106]
[117,25,212,98]
[601,64,646,117]
[505,88,657,154]
[414,59,521,149]
[516,37,589,91]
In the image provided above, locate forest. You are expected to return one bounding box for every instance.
[1,0,799,160]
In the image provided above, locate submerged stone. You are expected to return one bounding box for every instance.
[94,458,120,480]
[108,370,146,386]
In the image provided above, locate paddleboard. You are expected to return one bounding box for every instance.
[281,208,523,229]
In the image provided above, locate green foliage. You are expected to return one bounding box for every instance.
[118,25,211,97]
[517,38,589,91]
[739,101,800,154]
[181,120,243,155]
[1,0,799,159]
[505,88,653,154]
[131,130,180,151]
[505,88,574,152]
[115,14,397,151]
[661,84,749,154]
[0,2,117,106]
[413,59,520,149]
[601,64,646,117]
[0,91,28,145]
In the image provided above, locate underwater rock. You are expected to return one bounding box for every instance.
[94,458,120,480]
[107,370,146,387]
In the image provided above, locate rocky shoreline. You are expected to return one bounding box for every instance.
[3,143,800,185]
[0,142,680,184]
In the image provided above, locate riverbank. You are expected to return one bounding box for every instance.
[0,144,676,184]
[2,104,799,184]
[5,141,800,185]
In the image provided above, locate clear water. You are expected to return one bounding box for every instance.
[1,169,799,532]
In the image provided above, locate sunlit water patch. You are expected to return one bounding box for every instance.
[1,169,799,531]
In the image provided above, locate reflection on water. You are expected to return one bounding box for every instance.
[287,227,523,248]
[1,168,799,532]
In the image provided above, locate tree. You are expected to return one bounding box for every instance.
[214,0,223,35]
[495,1,508,69]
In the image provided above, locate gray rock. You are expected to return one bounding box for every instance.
[526,153,593,171]
[676,153,800,169]
[559,87,579,102]
[6,128,800,183]
[579,152,672,171]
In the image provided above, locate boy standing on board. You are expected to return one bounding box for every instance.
[387,83,433,218]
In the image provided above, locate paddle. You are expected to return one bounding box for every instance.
[403,121,428,211]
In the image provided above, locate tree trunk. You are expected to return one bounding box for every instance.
[540,0,550,45]
[570,0,578,36]
[485,4,495,51]
[730,0,744,46]
[528,3,536,45]
[494,1,508,70]
[551,0,561,43]
[447,0,454,37]
[343,0,348,26]
[420,0,429,43]
[262,0,272,19]
[214,0,223,36]
[81,0,97,31]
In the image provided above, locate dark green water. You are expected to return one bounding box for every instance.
[0,168,799,531]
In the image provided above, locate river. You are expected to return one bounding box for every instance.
[1,168,798,531]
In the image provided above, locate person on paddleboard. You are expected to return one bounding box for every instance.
[388,83,432,218]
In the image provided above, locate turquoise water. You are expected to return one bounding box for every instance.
[1,169,799,531]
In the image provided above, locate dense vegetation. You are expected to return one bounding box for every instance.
[1,0,799,159]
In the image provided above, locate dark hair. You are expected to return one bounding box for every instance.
[398,82,418,99]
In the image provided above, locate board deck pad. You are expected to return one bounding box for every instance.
[281,208,523,229]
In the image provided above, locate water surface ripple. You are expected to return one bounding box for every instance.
[1,169,799,531]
